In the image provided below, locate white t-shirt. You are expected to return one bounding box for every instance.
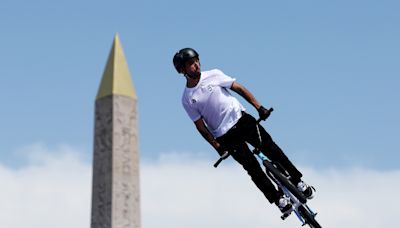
[182,69,245,137]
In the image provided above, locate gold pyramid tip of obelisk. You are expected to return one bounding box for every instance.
[96,33,137,100]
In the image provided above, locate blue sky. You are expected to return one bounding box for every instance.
[1,0,399,170]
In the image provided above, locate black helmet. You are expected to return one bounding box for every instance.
[173,48,199,73]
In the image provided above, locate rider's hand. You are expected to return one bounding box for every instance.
[257,105,272,121]
[216,144,230,156]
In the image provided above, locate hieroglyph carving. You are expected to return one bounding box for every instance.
[91,95,140,228]
[113,95,140,228]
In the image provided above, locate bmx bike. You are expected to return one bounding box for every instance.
[213,108,322,228]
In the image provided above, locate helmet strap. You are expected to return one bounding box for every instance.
[184,72,198,79]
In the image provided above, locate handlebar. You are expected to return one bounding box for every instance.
[213,107,273,168]
[213,151,230,168]
[257,107,273,123]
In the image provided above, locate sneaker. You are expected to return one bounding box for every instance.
[277,196,293,215]
[297,181,315,199]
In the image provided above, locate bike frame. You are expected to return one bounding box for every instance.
[254,150,317,224]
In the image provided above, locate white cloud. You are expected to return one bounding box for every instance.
[0,144,91,228]
[142,155,400,228]
[1,147,399,228]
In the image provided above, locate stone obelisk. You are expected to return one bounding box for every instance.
[91,34,140,228]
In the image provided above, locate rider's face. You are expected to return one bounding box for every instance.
[183,57,201,79]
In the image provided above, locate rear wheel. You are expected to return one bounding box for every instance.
[263,160,307,204]
[298,205,322,228]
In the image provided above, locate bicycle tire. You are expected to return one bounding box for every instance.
[263,160,307,204]
[298,205,322,228]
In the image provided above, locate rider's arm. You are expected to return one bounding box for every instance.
[193,118,221,152]
[230,81,262,110]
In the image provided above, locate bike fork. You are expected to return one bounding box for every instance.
[294,209,306,225]
[294,205,317,226]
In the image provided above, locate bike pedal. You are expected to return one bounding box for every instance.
[280,209,293,220]
[280,213,290,220]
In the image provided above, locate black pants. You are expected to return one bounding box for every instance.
[216,112,303,204]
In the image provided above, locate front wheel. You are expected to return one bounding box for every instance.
[298,205,322,228]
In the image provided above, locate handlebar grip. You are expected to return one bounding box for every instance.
[213,151,230,168]
[213,158,224,168]
[257,107,274,123]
